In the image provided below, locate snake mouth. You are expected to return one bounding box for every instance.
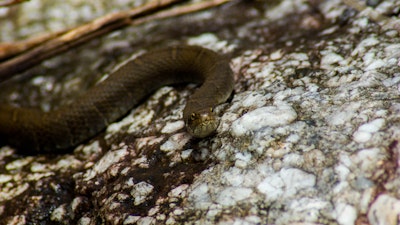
[186,111,219,138]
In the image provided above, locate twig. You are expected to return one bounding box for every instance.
[0,0,29,7]
[131,0,232,26]
[0,30,67,60]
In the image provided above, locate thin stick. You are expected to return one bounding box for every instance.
[131,0,232,26]
[0,30,67,60]
[0,0,29,7]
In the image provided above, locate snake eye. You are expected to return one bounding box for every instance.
[190,113,197,121]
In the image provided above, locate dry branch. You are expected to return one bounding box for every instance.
[0,30,67,60]
[0,0,29,7]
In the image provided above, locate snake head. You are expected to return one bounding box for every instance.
[186,108,219,138]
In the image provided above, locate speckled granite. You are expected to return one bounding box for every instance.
[1,0,400,224]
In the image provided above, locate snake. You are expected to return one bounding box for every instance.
[0,46,234,154]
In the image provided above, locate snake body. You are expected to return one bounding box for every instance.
[0,46,234,154]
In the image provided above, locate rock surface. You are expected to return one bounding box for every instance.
[1,0,400,224]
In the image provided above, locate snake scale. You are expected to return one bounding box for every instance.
[0,46,234,154]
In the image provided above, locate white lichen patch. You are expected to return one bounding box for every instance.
[351,148,384,174]
[187,33,236,54]
[368,194,400,225]
[0,183,30,202]
[327,102,361,126]
[71,197,84,212]
[264,0,309,20]
[221,167,246,187]
[160,133,191,153]
[0,174,12,183]
[50,204,67,222]
[168,184,189,198]
[130,182,154,206]
[123,216,140,224]
[83,147,128,181]
[106,107,154,135]
[278,198,332,224]
[334,202,357,225]
[188,183,211,210]
[5,157,33,171]
[257,168,316,202]
[77,217,91,225]
[216,187,253,206]
[320,51,345,69]
[353,118,385,143]
[161,121,185,134]
[231,104,297,136]
[56,155,84,171]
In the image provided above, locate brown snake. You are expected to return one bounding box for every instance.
[0,46,234,154]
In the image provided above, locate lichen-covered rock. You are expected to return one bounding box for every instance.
[1,0,400,224]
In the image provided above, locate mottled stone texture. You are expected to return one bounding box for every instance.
[1,0,400,224]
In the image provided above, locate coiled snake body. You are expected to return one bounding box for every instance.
[0,46,234,154]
